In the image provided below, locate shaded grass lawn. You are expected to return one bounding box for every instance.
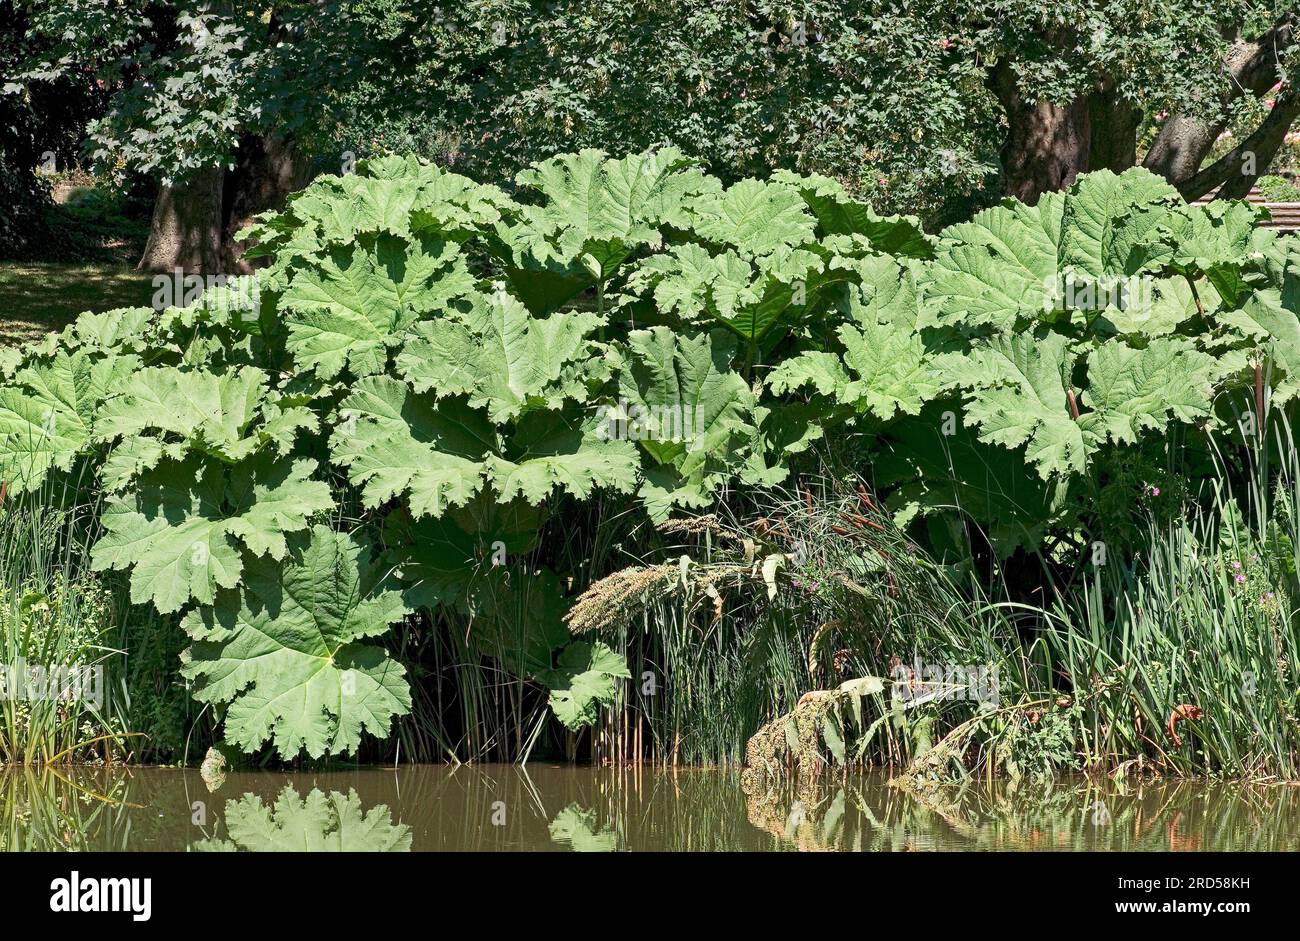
[0,263,156,346]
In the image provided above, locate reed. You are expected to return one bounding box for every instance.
[1041,416,1300,779]
[0,487,130,764]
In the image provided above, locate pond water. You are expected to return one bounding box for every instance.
[2,764,1297,851]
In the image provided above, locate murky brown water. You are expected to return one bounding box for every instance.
[2,764,1297,851]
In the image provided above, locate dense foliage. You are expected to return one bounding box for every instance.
[777,167,1296,559]
[2,149,1297,762]
[320,1,1300,213]
[330,0,1001,219]
[1,2,114,258]
[19,2,1295,225]
[11,0,367,183]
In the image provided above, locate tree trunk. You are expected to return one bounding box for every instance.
[1218,96,1300,198]
[1088,83,1140,173]
[1142,112,1218,186]
[990,60,1091,204]
[135,166,225,274]
[136,134,306,274]
[221,132,308,272]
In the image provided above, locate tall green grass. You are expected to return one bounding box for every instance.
[572,480,1038,768]
[378,494,649,765]
[0,497,130,763]
[0,489,202,765]
[572,417,1300,780]
[1041,418,1300,779]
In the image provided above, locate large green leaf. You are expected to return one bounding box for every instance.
[624,242,825,346]
[936,332,1087,478]
[364,154,509,232]
[492,148,718,313]
[539,640,632,731]
[921,170,1181,335]
[333,376,636,516]
[91,458,246,614]
[688,178,817,257]
[770,259,939,420]
[772,169,934,258]
[241,156,506,265]
[330,375,491,518]
[1079,339,1216,445]
[224,455,337,561]
[918,193,1064,331]
[397,290,602,422]
[1220,286,1300,403]
[872,408,1071,556]
[281,234,473,379]
[616,327,754,464]
[513,148,714,276]
[1093,276,1208,338]
[1059,167,1180,278]
[487,408,640,505]
[61,307,156,354]
[1159,200,1270,283]
[90,454,332,614]
[382,494,544,609]
[181,526,412,758]
[612,327,755,515]
[0,349,138,492]
[95,365,280,464]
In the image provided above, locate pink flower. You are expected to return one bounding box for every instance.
[1236,574,1247,584]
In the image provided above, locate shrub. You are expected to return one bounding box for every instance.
[1258,174,1300,204]
[0,150,1295,764]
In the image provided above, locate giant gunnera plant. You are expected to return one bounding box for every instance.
[1,150,1296,762]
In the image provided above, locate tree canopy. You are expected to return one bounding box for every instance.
[5,1,1299,267]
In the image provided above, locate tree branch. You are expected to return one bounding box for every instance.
[1144,16,1297,185]
[1175,92,1300,201]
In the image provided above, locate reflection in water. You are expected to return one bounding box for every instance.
[548,804,619,852]
[193,788,412,852]
[2,764,1299,851]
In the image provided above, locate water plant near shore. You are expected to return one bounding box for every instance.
[0,149,1297,772]
[0,496,126,764]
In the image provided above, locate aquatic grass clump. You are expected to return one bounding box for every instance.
[0,495,133,765]
[1041,419,1300,780]
[571,478,1039,768]
[588,423,1300,781]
